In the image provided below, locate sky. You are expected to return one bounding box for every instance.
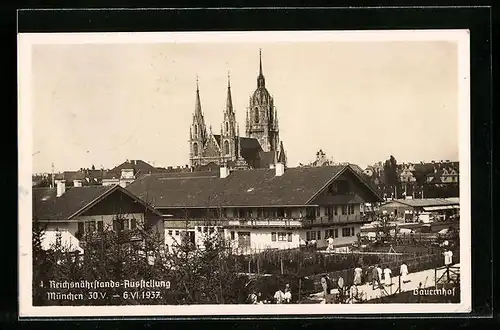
[29,35,460,174]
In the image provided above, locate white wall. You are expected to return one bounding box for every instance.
[301,224,361,248]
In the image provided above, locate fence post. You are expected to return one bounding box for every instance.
[248,258,251,274]
[280,257,284,275]
[257,256,260,275]
[298,278,302,303]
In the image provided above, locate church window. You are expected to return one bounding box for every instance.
[194,124,198,137]
[254,108,259,123]
[193,142,199,156]
[225,122,229,133]
[224,140,230,155]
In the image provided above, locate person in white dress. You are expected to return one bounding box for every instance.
[353,266,362,286]
[327,236,334,251]
[400,262,409,283]
[274,289,284,304]
[383,266,392,287]
[444,249,453,266]
[283,284,292,303]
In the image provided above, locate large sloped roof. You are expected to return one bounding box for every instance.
[33,185,161,220]
[126,165,382,209]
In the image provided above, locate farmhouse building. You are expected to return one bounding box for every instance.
[32,181,164,251]
[126,164,383,252]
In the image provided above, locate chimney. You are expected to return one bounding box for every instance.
[73,179,82,187]
[275,162,285,176]
[220,165,229,179]
[56,180,66,197]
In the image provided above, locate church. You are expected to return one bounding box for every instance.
[189,50,287,170]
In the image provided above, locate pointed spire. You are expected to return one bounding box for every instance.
[259,49,263,76]
[195,75,202,116]
[257,49,265,88]
[226,70,233,114]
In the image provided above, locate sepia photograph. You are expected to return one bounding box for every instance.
[18,30,471,317]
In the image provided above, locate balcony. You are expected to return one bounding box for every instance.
[225,218,304,228]
[301,214,367,228]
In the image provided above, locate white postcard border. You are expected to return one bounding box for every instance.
[18,29,471,317]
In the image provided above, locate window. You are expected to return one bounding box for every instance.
[209,227,215,234]
[271,232,277,242]
[224,140,230,155]
[254,108,259,123]
[351,227,355,236]
[257,208,263,218]
[123,219,130,230]
[203,227,208,233]
[97,221,103,232]
[307,231,317,241]
[316,207,320,217]
[334,228,339,238]
[231,231,235,240]
[194,124,198,137]
[306,231,310,241]
[317,231,321,240]
[342,228,352,237]
[287,232,292,242]
[348,205,355,215]
[77,222,84,236]
[341,205,347,215]
[325,229,335,238]
[197,227,201,232]
[175,230,179,236]
[193,142,199,156]
[278,232,287,241]
[277,208,285,217]
[334,205,338,216]
[225,122,229,132]
[168,230,173,235]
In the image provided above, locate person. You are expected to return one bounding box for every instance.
[383,265,392,287]
[327,236,334,251]
[337,276,345,301]
[248,291,258,304]
[444,249,453,266]
[274,289,284,304]
[349,285,359,304]
[354,265,362,286]
[284,284,292,303]
[371,264,380,289]
[400,262,409,284]
[320,276,328,299]
[376,265,383,286]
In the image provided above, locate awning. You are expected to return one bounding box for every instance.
[422,205,458,211]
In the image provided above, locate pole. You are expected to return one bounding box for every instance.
[298,278,302,302]
[51,162,55,188]
[280,257,284,275]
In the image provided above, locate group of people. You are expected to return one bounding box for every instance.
[370,263,410,289]
[247,284,292,304]
[320,274,364,304]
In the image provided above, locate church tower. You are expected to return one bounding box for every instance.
[220,73,238,162]
[246,50,280,153]
[189,78,208,167]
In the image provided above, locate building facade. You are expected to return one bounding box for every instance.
[189,50,286,170]
[126,164,383,253]
[33,182,164,251]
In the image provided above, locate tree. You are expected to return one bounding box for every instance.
[383,155,399,198]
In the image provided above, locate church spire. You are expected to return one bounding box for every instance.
[195,75,202,116]
[226,71,233,114]
[257,49,265,88]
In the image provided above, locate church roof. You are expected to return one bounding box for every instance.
[126,165,383,208]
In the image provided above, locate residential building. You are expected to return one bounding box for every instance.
[189,50,286,170]
[126,164,383,253]
[102,159,167,187]
[32,181,164,251]
[379,198,460,223]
